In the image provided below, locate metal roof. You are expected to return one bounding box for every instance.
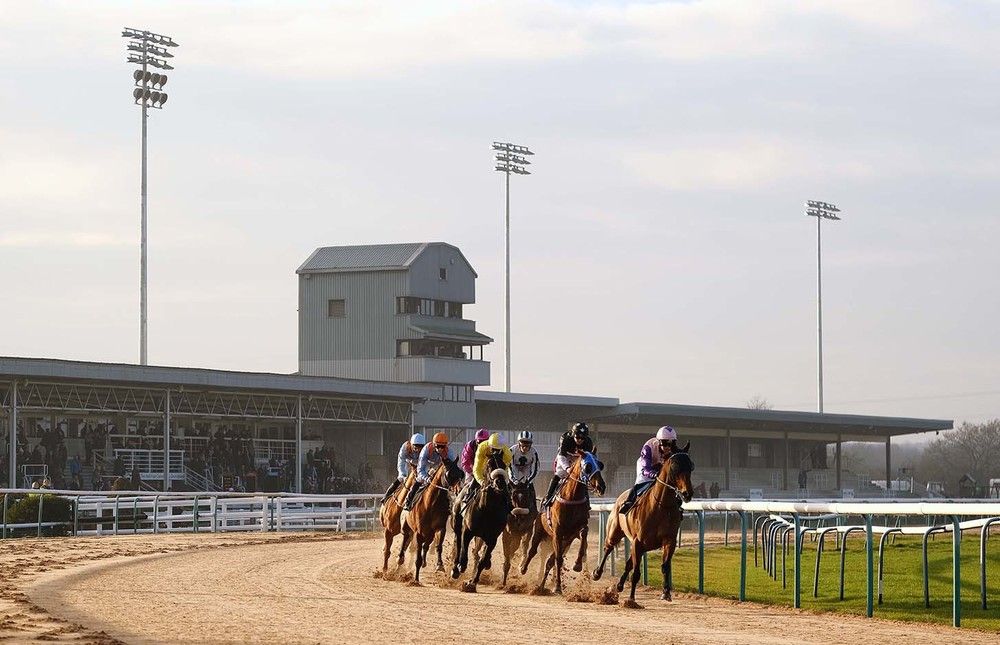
[595,402,953,437]
[0,357,434,402]
[408,322,493,345]
[475,390,619,408]
[296,242,477,275]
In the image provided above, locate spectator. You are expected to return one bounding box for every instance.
[69,454,82,480]
[130,464,142,490]
[113,455,125,477]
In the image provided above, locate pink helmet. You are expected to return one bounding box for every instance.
[656,426,677,441]
[475,428,490,442]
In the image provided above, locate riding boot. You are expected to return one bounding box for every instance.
[620,484,639,515]
[540,475,560,509]
[381,479,401,505]
[403,482,422,510]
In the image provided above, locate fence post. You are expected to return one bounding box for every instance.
[193,495,200,533]
[866,514,874,618]
[112,495,119,536]
[738,510,747,602]
[212,496,219,533]
[697,510,705,594]
[982,519,996,610]
[724,511,729,547]
[152,495,159,534]
[133,497,139,535]
[72,495,79,536]
[2,493,8,539]
[793,514,802,608]
[37,493,44,537]
[952,515,961,628]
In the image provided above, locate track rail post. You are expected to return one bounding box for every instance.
[697,510,705,593]
[952,515,961,628]
[738,510,747,601]
[793,513,802,608]
[865,514,874,618]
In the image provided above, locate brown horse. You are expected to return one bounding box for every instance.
[499,478,538,586]
[521,452,606,594]
[399,457,464,583]
[592,451,694,603]
[379,470,416,571]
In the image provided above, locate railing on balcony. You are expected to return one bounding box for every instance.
[112,448,185,481]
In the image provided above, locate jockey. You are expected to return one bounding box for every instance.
[508,431,539,485]
[461,428,491,484]
[403,432,454,509]
[380,432,425,504]
[619,426,679,515]
[541,422,593,509]
[473,433,513,486]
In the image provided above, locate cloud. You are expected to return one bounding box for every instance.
[0,231,132,248]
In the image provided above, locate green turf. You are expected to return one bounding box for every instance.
[632,533,1000,632]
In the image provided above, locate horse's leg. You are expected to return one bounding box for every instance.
[628,545,644,602]
[459,528,474,574]
[435,528,446,572]
[553,537,568,595]
[540,552,556,590]
[594,511,625,580]
[398,523,413,566]
[473,535,500,585]
[414,535,424,583]
[616,554,634,592]
[471,537,483,572]
[382,529,394,572]
[573,523,589,572]
[501,531,513,586]
[450,516,464,579]
[520,520,544,576]
[661,537,678,601]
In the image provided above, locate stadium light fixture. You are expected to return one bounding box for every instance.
[492,141,534,393]
[805,199,843,413]
[123,27,179,367]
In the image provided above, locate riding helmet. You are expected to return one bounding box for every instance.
[572,422,589,436]
[517,430,533,443]
[409,432,426,446]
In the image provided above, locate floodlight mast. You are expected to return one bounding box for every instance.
[805,200,842,413]
[123,28,178,368]
[492,141,533,393]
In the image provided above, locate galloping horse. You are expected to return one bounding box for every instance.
[451,468,510,586]
[399,457,464,583]
[592,450,694,603]
[379,470,416,571]
[499,479,538,586]
[521,452,606,594]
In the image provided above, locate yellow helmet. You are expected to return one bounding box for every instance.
[487,433,503,449]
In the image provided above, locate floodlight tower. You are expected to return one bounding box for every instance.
[805,200,842,413]
[493,142,533,393]
[123,27,178,366]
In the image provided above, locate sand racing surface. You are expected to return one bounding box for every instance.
[0,533,991,644]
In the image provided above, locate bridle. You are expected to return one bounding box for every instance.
[654,453,690,506]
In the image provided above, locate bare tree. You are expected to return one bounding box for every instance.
[746,395,773,410]
[917,420,1000,496]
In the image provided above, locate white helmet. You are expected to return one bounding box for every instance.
[517,430,533,443]
[410,432,426,446]
[656,426,677,441]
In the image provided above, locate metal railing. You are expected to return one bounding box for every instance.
[112,448,185,480]
[0,488,380,538]
[590,498,1000,629]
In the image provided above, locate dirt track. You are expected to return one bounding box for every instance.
[6,533,992,644]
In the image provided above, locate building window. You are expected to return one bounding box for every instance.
[327,299,346,318]
[447,302,462,318]
[440,385,472,402]
[396,296,420,314]
[396,339,471,359]
[747,442,762,458]
[433,300,447,317]
[439,268,448,280]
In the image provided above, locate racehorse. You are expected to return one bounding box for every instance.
[398,457,464,583]
[520,452,606,594]
[592,450,694,603]
[379,470,416,571]
[451,468,511,586]
[499,478,538,586]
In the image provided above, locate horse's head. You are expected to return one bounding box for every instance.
[665,450,695,502]
[488,468,510,491]
[578,452,607,496]
[510,480,534,510]
[442,457,465,489]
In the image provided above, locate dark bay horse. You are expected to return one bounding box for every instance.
[499,479,538,586]
[399,457,464,583]
[592,451,694,603]
[521,452,606,594]
[379,470,416,571]
[451,468,510,587]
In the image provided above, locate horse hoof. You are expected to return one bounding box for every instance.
[592,569,602,581]
[661,592,672,602]
[451,568,460,580]
[436,565,445,573]
[616,583,624,593]
[572,562,583,573]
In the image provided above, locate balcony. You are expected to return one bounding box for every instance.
[392,356,490,386]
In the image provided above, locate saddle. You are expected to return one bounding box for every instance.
[621,480,655,516]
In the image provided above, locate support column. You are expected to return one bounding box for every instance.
[884,435,892,498]
[163,389,171,491]
[724,430,732,491]
[835,434,842,492]
[9,381,17,488]
[783,432,790,491]
[295,395,303,493]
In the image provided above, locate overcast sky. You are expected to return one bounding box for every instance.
[2,1,998,429]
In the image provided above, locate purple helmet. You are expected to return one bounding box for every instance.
[475,428,490,442]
